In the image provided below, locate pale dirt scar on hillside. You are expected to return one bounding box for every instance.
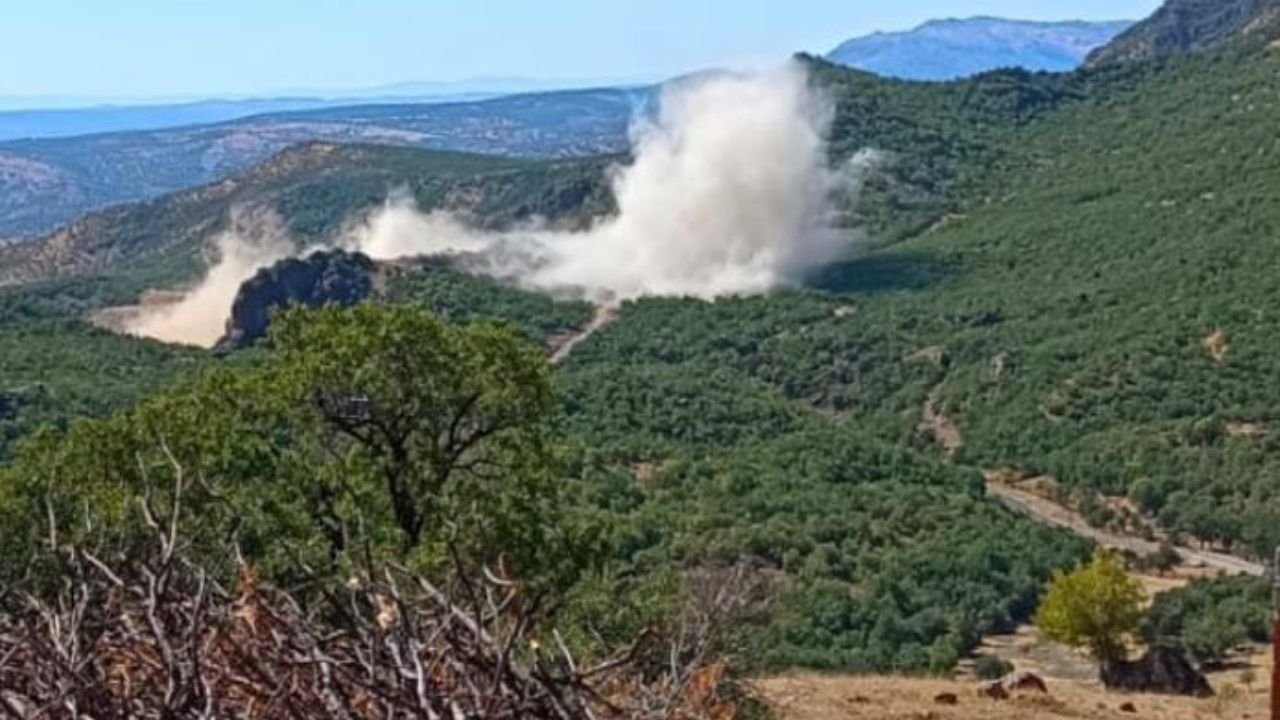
[548,305,618,366]
[919,382,963,456]
[983,471,1265,577]
[1202,329,1229,365]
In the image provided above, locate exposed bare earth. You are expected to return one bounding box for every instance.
[919,385,964,456]
[756,667,1269,720]
[549,305,618,365]
[758,576,1271,719]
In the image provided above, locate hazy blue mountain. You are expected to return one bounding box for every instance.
[0,99,351,142]
[827,17,1134,80]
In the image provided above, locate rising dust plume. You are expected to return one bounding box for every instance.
[127,61,853,347]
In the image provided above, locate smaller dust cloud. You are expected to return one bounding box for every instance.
[123,210,294,347]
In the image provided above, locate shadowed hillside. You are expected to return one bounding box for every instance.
[1088,0,1280,66]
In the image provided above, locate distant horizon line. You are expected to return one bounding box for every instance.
[0,12,1143,112]
[0,74,656,112]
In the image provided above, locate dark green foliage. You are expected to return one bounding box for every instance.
[559,297,1090,671]
[1143,575,1272,665]
[0,305,592,594]
[852,44,1280,558]
[0,284,209,460]
[975,655,1015,680]
[10,23,1280,678]
[386,263,594,344]
[806,56,1144,243]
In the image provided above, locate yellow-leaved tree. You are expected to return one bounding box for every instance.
[1035,551,1145,668]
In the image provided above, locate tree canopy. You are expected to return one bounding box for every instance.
[0,305,593,595]
[1035,552,1145,664]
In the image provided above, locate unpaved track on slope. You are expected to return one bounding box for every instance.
[914,377,1265,577]
[549,305,618,366]
[985,479,1265,577]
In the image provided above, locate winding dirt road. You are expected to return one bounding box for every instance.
[985,479,1265,577]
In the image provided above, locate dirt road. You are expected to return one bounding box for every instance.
[549,305,618,366]
[985,480,1265,577]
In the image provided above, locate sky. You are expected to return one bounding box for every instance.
[1,0,1165,101]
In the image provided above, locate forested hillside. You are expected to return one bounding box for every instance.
[828,38,1280,558]
[4,1,1280,682]
[0,142,614,287]
[1088,0,1280,66]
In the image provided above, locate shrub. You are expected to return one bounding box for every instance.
[974,655,1014,680]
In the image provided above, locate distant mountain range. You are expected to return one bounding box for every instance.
[0,99,369,143]
[827,17,1134,80]
[0,87,647,239]
[0,77,646,143]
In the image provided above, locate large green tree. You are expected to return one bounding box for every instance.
[0,305,592,592]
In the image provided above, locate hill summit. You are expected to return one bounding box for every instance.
[826,17,1132,80]
[1088,0,1280,66]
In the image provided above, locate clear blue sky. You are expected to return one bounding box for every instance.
[1,0,1164,99]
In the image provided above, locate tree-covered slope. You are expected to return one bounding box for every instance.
[903,41,1280,557]
[0,142,613,289]
[7,17,1280,675]
[665,40,1280,559]
[1088,0,1280,67]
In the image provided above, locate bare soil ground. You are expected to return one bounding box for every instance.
[919,386,963,456]
[757,568,1271,719]
[756,663,1270,720]
[548,305,618,365]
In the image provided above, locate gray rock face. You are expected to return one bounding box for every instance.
[1088,0,1280,67]
[216,249,376,351]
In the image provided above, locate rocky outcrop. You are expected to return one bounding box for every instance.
[1101,646,1213,697]
[1087,0,1280,67]
[215,249,376,351]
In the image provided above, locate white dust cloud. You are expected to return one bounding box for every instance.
[123,211,294,347]
[354,62,845,302]
[125,62,853,347]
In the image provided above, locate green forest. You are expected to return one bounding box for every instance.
[2,7,1280,685]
